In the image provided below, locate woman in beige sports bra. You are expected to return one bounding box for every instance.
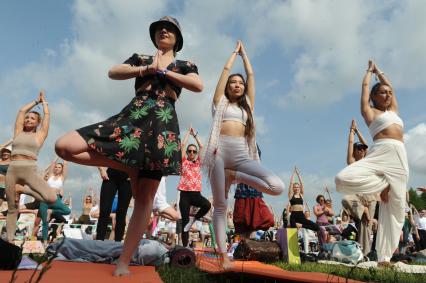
[335,60,409,267]
[203,40,284,270]
[5,90,58,243]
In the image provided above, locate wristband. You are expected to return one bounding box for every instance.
[34,100,39,105]
[156,69,168,78]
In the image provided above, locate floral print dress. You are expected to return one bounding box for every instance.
[77,53,199,176]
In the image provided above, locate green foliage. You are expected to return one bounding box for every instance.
[408,188,426,210]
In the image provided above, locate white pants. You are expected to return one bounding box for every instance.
[153,177,170,212]
[210,135,284,253]
[335,139,409,262]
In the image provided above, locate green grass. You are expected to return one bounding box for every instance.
[157,262,426,283]
[273,262,426,283]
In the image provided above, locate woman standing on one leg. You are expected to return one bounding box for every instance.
[96,167,132,242]
[55,16,203,276]
[5,90,58,243]
[288,167,319,232]
[178,126,211,248]
[335,60,409,266]
[203,41,284,270]
[39,158,70,243]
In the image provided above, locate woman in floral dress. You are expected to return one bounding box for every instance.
[55,16,203,276]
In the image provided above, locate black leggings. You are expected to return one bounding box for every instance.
[290,211,320,231]
[96,168,132,241]
[179,191,211,247]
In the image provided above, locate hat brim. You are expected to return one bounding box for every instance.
[149,20,183,52]
[354,143,368,150]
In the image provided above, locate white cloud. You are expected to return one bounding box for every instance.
[405,123,426,184]
[241,0,426,108]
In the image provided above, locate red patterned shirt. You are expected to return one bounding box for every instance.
[177,156,202,192]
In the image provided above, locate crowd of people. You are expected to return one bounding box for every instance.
[1,15,426,277]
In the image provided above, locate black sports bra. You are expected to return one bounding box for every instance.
[290,196,304,206]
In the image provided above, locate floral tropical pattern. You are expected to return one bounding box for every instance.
[76,53,199,176]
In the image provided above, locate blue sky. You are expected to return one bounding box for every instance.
[1,0,426,218]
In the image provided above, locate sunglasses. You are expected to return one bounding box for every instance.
[156,23,177,32]
[187,150,197,154]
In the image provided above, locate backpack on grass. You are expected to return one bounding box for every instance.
[330,240,363,265]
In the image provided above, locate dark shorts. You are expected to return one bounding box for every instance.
[138,170,163,181]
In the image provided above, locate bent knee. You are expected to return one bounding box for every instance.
[46,193,57,204]
[269,177,284,195]
[213,201,227,214]
[335,171,350,189]
[54,137,69,160]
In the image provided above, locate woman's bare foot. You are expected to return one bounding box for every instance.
[380,186,390,203]
[224,169,236,199]
[113,262,131,277]
[220,254,233,271]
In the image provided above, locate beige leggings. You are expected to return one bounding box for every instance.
[5,160,56,241]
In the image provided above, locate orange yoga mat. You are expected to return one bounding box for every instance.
[0,261,163,283]
[195,248,363,283]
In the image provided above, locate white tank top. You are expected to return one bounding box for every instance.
[47,176,64,189]
[368,111,404,137]
[223,103,247,126]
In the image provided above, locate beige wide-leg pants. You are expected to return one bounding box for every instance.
[335,139,409,262]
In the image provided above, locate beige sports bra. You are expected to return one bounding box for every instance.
[223,103,248,126]
[11,132,40,159]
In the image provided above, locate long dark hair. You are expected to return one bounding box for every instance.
[224,73,255,139]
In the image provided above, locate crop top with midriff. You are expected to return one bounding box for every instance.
[223,103,247,126]
[368,110,404,138]
[11,132,40,159]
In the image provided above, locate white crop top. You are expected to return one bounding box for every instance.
[223,103,247,126]
[47,176,64,189]
[368,111,404,137]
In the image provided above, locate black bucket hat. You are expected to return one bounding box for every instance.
[149,16,183,52]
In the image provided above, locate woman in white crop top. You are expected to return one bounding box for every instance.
[335,60,409,266]
[203,41,284,270]
[45,157,68,197]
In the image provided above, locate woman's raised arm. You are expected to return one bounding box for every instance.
[361,60,375,124]
[213,41,241,106]
[14,99,39,138]
[240,41,255,110]
[37,90,50,144]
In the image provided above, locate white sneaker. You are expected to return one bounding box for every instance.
[183,219,195,232]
